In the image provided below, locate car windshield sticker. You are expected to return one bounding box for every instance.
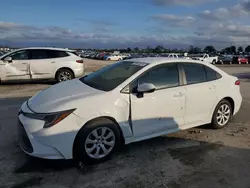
[132,62,148,66]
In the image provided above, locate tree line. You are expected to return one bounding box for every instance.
[84,45,250,54]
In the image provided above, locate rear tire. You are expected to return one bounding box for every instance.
[211,99,232,129]
[74,118,121,164]
[56,69,74,82]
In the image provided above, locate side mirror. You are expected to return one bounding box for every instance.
[4,56,12,63]
[137,83,156,93]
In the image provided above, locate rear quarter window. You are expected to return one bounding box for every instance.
[204,66,222,81]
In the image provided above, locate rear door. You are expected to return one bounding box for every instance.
[182,63,218,127]
[0,50,30,80]
[29,49,55,79]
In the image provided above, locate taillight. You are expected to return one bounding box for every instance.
[235,80,240,85]
[76,60,83,63]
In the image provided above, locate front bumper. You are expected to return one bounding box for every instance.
[17,101,84,159]
[18,115,64,159]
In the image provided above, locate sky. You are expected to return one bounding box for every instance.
[0,0,250,49]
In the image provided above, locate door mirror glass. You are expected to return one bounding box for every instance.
[4,56,12,62]
[137,83,156,93]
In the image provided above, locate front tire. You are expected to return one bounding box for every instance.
[211,100,232,129]
[74,118,121,164]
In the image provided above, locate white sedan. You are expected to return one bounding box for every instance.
[0,47,84,83]
[18,58,242,164]
[105,54,123,61]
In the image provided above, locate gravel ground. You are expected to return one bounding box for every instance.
[1,60,250,188]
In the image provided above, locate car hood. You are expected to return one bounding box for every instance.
[27,79,103,113]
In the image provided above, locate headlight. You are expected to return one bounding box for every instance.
[23,109,76,128]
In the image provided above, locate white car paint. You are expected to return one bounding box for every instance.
[18,57,242,159]
[192,54,218,64]
[0,47,84,82]
[105,54,123,61]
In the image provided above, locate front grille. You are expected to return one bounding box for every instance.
[18,120,33,153]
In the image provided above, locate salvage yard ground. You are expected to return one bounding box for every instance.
[1,59,250,188]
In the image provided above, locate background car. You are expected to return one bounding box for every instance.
[217,55,233,64]
[104,54,123,61]
[232,55,249,64]
[0,47,84,83]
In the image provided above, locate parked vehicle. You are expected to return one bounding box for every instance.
[238,56,248,64]
[104,54,123,61]
[191,54,218,64]
[217,55,233,64]
[232,55,249,64]
[167,53,179,58]
[18,57,242,164]
[0,47,84,83]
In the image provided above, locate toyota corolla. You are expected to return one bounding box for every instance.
[18,58,242,164]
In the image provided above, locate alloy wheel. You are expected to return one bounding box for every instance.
[216,104,231,126]
[84,127,115,159]
[58,71,72,82]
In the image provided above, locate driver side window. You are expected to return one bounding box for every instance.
[131,63,180,91]
[9,50,29,60]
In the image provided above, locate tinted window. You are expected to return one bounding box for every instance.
[204,66,218,81]
[48,50,69,58]
[138,64,179,90]
[9,50,29,60]
[183,63,206,84]
[30,50,50,59]
[80,61,147,91]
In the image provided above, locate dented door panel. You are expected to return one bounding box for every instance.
[1,60,31,81]
[29,59,54,79]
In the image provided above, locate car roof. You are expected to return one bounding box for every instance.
[124,57,203,65]
[18,47,75,52]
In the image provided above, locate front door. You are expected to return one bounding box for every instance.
[1,50,30,81]
[130,63,186,139]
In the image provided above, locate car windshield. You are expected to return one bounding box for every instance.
[80,61,148,91]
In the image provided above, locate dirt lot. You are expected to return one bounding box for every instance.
[1,59,250,188]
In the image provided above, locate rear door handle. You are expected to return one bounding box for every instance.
[21,63,27,64]
[51,62,55,64]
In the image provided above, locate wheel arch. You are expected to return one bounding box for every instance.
[72,116,125,159]
[223,97,235,115]
[55,67,75,79]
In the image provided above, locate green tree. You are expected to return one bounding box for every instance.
[245,46,250,53]
[193,47,201,54]
[238,46,243,53]
[204,45,216,53]
[230,46,236,53]
[133,47,139,52]
[154,45,165,53]
[127,47,132,52]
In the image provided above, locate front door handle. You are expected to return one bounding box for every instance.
[21,63,27,64]
[51,61,55,64]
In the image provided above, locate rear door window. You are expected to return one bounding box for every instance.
[183,63,206,84]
